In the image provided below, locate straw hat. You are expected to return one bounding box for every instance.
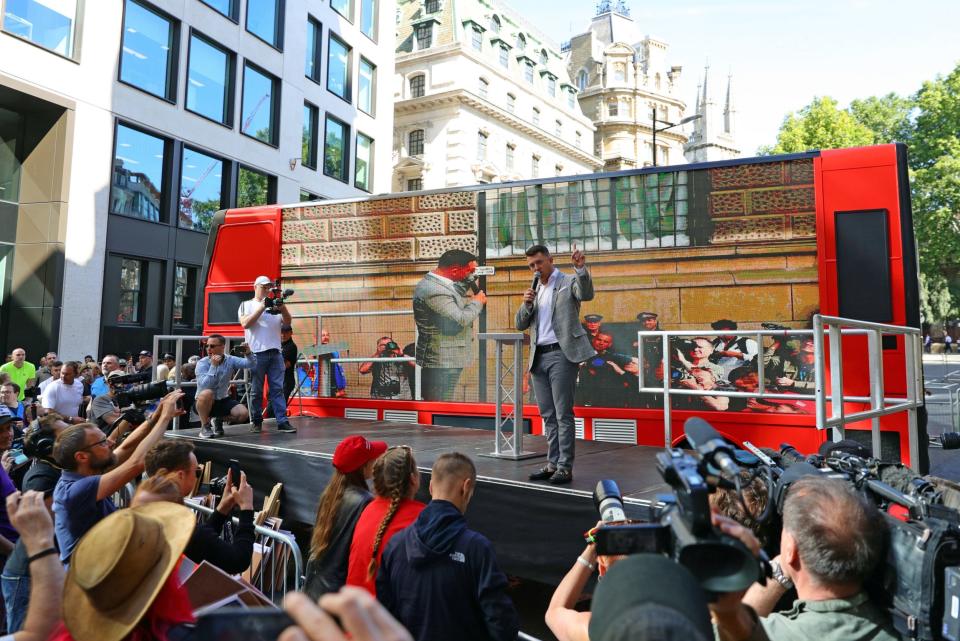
[64,502,196,641]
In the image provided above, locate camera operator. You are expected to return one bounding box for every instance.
[195,334,253,439]
[40,361,86,425]
[710,476,898,641]
[87,370,128,431]
[359,337,410,400]
[51,389,184,562]
[238,275,295,433]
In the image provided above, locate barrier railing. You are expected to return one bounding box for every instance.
[637,314,923,467]
[184,501,304,603]
[292,311,421,399]
[150,334,250,430]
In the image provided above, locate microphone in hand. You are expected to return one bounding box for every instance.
[530,270,541,292]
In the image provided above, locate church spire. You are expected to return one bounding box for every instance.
[724,73,735,135]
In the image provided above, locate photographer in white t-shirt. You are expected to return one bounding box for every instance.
[238,275,295,433]
[40,361,86,424]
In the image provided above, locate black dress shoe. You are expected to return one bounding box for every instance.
[529,465,556,481]
[549,469,573,485]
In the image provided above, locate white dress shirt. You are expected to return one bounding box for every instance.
[535,269,562,345]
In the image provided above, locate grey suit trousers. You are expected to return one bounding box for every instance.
[530,349,579,471]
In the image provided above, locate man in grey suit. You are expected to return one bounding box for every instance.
[516,244,595,485]
[413,249,487,401]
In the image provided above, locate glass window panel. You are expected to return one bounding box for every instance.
[173,264,196,326]
[524,62,534,84]
[408,129,424,156]
[241,64,277,144]
[3,0,77,57]
[331,0,350,19]
[476,131,487,161]
[506,93,515,113]
[355,133,372,191]
[302,103,318,169]
[478,77,488,98]
[415,22,431,48]
[323,116,349,183]
[425,0,438,11]
[360,0,375,39]
[179,147,223,232]
[237,166,270,207]
[407,178,422,191]
[111,124,165,222]
[568,90,575,109]
[498,44,508,68]
[547,76,556,96]
[327,35,351,100]
[0,107,22,204]
[187,34,232,124]
[200,0,235,18]
[246,0,279,47]
[306,17,321,81]
[118,258,142,323]
[409,74,424,98]
[471,26,482,50]
[120,1,176,100]
[358,58,375,114]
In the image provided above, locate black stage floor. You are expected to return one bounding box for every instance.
[168,416,668,584]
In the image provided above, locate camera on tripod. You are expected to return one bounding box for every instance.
[592,417,765,593]
[262,279,294,315]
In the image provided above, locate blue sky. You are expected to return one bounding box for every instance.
[516,0,960,154]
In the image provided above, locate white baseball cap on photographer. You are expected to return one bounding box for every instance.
[254,275,272,286]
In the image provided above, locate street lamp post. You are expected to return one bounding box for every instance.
[651,107,702,167]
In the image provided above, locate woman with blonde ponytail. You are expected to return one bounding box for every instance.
[346,445,425,595]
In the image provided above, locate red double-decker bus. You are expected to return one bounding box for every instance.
[200,144,921,465]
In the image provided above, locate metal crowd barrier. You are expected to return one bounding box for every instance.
[638,314,923,467]
[925,382,960,434]
[185,501,305,602]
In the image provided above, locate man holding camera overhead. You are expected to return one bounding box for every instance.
[238,275,295,434]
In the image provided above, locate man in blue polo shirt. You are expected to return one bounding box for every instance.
[51,389,183,562]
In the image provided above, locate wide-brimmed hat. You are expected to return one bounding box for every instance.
[64,502,196,641]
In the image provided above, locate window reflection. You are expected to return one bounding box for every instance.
[355,133,372,191]
[111,124,165,222]
[246,0,280,47]
[120,0,176,101]
[173,265,197,326]
[187,34,232,125]
[324,116,349,183]
[358,58,375,114]
[303,103,318,169]
[237,166,271,207]
[306,17,322,81]
[331,0,350,19]
[179,147,223,232]
[360,0,375,38]
[327,35,351,100]
[2,0,78,57]
[118,258,143,323]
[241,63,277,145]
[201,0,235,19]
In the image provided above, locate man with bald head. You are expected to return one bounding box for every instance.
[0,349,35,402]
[377,452,518,641]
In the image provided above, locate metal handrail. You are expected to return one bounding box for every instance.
[185,501,304,602]
[150,334,251,430]
[637,315,923,468]
[291,310,422,399]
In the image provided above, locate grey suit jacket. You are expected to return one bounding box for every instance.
[515,268,596,371]
[413,272,484,369]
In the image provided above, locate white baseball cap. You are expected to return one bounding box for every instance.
[254,275,272,286]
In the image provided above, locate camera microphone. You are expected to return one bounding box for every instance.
[463,275,481,294]
[530,270,541,292]
[684,417,740,478]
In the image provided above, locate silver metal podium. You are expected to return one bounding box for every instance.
[478,333,541,460]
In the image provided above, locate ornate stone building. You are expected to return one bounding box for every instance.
[566,1,739,169]
[684,67,740,162]
[393,0,602,191]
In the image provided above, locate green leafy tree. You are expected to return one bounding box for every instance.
[761,96,875,154]
[849,93,914,145]
[920,272,954,324]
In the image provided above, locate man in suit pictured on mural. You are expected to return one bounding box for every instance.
[413,249,487,401]
[516,244,595,485]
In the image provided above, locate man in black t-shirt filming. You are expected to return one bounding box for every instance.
[359,337,410,400]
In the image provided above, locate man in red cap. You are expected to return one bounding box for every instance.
[305,435,388,599]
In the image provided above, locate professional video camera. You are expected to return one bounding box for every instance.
[739,439,960,641]
[262,279,294,315]
[592,417,765,593]
[108,371,173,408]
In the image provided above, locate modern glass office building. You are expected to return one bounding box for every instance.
[0,0,394,357]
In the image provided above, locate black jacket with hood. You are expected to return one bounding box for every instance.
[376,499,518,641]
